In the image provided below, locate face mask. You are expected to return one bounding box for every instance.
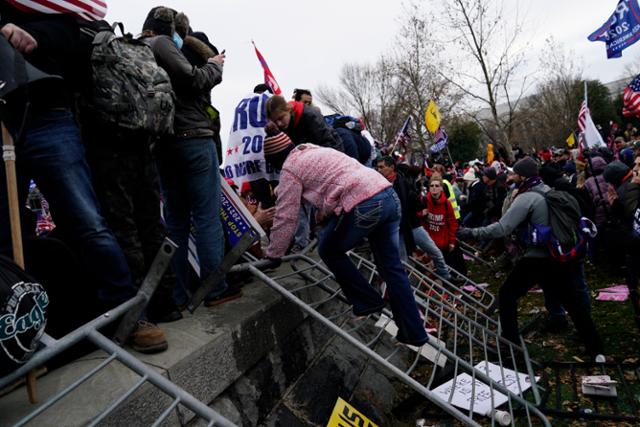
[172,32,183,49]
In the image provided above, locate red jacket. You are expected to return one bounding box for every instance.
[422,192,458,249]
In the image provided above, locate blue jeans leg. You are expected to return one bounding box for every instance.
[318,188,428,345]
[156,137,224,305]
[1,109,135,307]
[412,227,450,279]
[293,201,311,248]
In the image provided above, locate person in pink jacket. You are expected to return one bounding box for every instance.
[264,132,429,346]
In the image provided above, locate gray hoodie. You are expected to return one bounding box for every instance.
[472,182,550,258]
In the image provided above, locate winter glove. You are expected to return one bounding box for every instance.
[456,228,474,240]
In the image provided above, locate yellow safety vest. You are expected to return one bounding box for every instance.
[443,179,461,220]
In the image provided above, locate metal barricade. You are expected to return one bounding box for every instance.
[0,238,237,427]
[234,250,550,427]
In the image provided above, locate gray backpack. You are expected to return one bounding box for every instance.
[87,23,175,135]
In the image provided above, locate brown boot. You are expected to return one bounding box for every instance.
[130,320,168,354]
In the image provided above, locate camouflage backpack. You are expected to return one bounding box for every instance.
[87,22,175,135]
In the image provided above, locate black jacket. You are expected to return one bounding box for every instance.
[466,181,487,218]
[286,105,344,152]
[180,34,222,155]
[392,173,419,253]
[145,35,222,138]
[335,128,359,161]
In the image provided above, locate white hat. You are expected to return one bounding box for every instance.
[463,170,477,181]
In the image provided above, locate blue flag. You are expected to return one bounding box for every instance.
[588,0,640,58]
[430,128,448,153]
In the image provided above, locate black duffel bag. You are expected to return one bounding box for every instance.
[0,255,48,377]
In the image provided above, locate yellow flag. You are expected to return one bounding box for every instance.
[566,132,575,148]
[425,100,441,134]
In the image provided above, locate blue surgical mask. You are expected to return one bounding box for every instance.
[172,32,183,49]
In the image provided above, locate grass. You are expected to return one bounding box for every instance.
[463,251,640,426]
[391,249,640,426]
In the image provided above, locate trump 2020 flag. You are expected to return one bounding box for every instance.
[588,0,640,58]
[222,93,280,188]
[430,128,449,153]
[252,41,282,95]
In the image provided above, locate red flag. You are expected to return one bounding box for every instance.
[6,0,107,21]
[252,41,282,95]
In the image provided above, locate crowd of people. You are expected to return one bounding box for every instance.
[1,3,639,362]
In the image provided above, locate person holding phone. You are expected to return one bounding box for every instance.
[141,7,227,307]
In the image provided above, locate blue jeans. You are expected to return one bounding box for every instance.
[155,137,224,305]
[412,227,450,279]
[293,201,312,248]
[318,187,428,345]
[398,228,450,279]
[0,109,135,307]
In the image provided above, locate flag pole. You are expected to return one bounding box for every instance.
[582,80,611,219]
[2,122,39,403]
[584,80,588,107]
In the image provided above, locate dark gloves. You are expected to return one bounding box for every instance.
[456,228,474,240]
[264,120,280,136]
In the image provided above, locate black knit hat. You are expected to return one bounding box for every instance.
[513,157,539,178]
[482,167,497,181]
[142,7,176,36]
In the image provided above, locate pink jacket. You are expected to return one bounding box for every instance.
[266,144,390,258]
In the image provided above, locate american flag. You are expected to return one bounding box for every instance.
[393,116,411,150]
[6,0,107,21]
[623,74,640,118]
[577,100,588,147]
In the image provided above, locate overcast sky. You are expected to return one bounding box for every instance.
[106,0,640,142]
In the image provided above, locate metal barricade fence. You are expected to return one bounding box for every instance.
[232,249,550,427]
[0,238,237,427]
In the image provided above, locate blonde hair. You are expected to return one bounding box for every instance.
[430,172,443,184]
[266,95,290,119]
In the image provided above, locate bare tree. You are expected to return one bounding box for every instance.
[438,0,533,160]
[393,2,462,155]
[316,59,407,144]
[517,38,583,150]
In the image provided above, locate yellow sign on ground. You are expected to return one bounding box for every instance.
[326,397,379,427]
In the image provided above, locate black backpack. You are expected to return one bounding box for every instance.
[81,21,175,135]
[529,189,597,262]
[0,256,48,377]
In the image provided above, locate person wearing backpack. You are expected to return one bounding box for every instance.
[140,7,227,308]
[538,164,594,333]
[458,157,606,360]
[80,17,181,325]
[326,115,372,164]
[0,3,167,353]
